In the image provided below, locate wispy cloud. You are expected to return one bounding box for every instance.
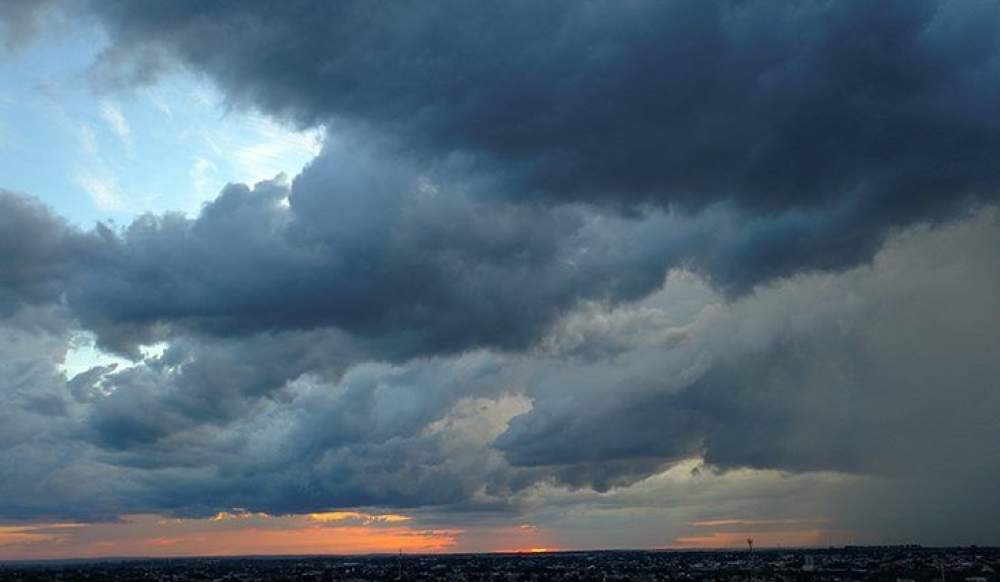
[76,170,124,211]
[0,523,85,547]
[308,511,411,525]
[204,113,322,185]
[143,88,173,118]
[99,100,131,145]
[190,156,217,200]
[209,509,271,522]
[78,122,98,156]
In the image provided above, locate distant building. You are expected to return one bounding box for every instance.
[803,555,815,572]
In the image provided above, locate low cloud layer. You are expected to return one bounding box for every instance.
[0,193,997,543]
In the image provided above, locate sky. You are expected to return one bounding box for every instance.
[0,0,999,559]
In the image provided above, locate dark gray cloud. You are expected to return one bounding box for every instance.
[0,304,133,522]
[494,210,1000,541]
[2,157,670,367]
[85,0,1000,292]
[59,161,606,356]
[0,208,997,546]
[82,329,357,451]
[0,319,520,519]
[38,143,696,359]
[9,0,1000,354]
[0,191,83,314]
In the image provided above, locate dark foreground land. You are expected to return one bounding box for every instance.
[0,546,997,582]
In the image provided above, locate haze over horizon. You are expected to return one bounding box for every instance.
[0,0,999,560]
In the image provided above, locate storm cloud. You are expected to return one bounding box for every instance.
[7,0,1000,353]
[0,0,998,546]
[86,0,1000,285]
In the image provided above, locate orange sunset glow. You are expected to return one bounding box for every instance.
[0,514,459,561]
[0,513,569,560]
